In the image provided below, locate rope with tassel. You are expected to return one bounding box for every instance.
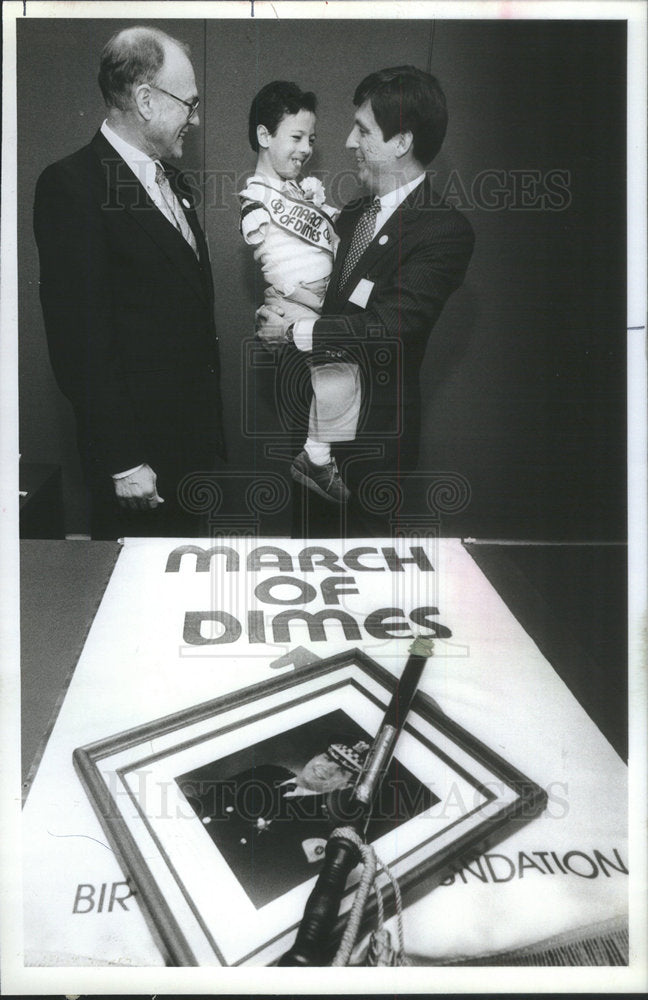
[330,826,409,966]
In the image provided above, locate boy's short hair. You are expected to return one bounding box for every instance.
[353,65,448,166]
[248,81,317,152]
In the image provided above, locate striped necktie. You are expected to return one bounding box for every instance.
[338,195,381,290]
[154,161,198,257]
[282,179,304,200]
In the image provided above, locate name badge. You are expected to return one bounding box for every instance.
[348,277,374,308]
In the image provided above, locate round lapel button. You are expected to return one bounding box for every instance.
[379,234,389,245]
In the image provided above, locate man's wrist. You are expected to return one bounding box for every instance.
[292,318,315,352]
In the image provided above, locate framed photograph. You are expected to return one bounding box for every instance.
[73,648,547,967]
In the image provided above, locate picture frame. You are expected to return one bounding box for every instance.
[73,648,548,967]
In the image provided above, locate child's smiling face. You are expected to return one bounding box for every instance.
[260,109,316,181]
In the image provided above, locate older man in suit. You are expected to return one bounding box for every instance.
[34,26,225,538]
[257,66,474,535]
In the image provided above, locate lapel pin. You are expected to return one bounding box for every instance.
[182,198,191,209]
[379,234,389,245]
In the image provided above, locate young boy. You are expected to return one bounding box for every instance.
[240,81,361,504]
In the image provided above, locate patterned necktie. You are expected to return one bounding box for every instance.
[338,195,381,290]
[154,161,198,257]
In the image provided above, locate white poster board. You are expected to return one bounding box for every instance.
[20,537,628,975]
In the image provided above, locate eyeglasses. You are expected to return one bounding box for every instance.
[152,85,200,122]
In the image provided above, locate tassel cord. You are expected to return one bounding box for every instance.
[329,826,408,967]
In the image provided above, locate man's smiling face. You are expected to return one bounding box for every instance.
[345,99,400,195]
[147,42,200,160]
[296,752,352,793]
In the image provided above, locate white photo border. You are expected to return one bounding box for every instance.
[2,0,646,994]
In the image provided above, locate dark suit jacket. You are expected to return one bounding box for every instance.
[33,130,225,494]
[311,176,475,471]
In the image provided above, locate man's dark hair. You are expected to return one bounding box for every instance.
[98,26,190,111]
[248,81,317,152]
[353,65,448,166]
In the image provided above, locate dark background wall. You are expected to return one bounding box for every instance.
[17,17,626,540]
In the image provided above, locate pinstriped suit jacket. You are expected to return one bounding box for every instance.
[312,176,474,470]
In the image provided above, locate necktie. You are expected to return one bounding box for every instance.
[154,161,198,257]
[282,179,303,200]
[338,195,381,290]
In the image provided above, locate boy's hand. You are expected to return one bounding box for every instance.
[256,301,291,347]
[256,290,313,346]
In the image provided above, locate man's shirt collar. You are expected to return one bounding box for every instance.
[101,120,158,191]
[278,777,318,797]
[376,171,426,210]
[372,172,425,233]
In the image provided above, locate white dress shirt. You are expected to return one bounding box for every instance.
[101,120,169,218]
[292,172,426,352]
[278,778,319,798]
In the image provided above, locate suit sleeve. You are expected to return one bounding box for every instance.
[311,210,475,368]
[33,161,146,476]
